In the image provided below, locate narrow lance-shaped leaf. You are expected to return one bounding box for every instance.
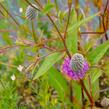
[87,40,109,64]
[67,11,99,54]
[68,12,99,32]
[67,9,78,53]
[89,68,102,84]
[33,52,64,80]
[84,76,100,101]
[42,3,54,14]
[84,68,101,100]
[72,81,82,109]
[48,67,68,100]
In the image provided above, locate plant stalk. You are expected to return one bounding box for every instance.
[31,21,37,44]
[34,0,71,58]
[69,80,73,109]
[0,3,20,26]
[80,80,94,108]
[81,85,85,109]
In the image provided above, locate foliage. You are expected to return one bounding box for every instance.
[0,0,109,109]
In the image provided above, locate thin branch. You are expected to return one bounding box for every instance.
[47,14,71,58]
[0,29,15,32]
[0,61,17,68]
[33,0,71,58]
[80,80,94,108]
[0,9,5,16]
[31,21,37,43]
[100,0,109,40]
[81,86,85,109]
[103,0,109,16]
[0,45,20,51]
[0,3,20,26]
[88,75,93,107]
[99,87,109,93]
[43,45,63,51]
[25,0,40,11]
[34,0,43,8]
[88,76,92,95]
[64,1,72,39]
[80,31,104,35]
[101,15,108,40]
[46,14,64,41]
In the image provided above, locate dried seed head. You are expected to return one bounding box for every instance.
[25,4,37,20]
[70,53,85,72]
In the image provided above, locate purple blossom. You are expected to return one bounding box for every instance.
[61,56,89,81]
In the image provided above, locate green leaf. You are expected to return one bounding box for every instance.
[103,61,109,76]
[90,69,102,84]
[92,79,100,100]
[67,11,98,54]
[84,77,100,101]
[0,0,4,2]
[89,68,102,84]
[42,3,54,14]
[48,67,68,100]
[2,33,12,45]
[84,68,101,101]
[87,41,109,64]
[58,11,66,23]
[33,52,63,80]
[68,12,99,32]
[72,81,82,109]
[67,9,78,53]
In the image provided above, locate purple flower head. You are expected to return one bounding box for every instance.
[61,53,89,81]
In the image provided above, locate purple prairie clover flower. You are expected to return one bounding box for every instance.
[61,53,89,81]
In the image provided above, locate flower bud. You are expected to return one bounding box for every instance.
[61,53,89,80]
[70,53,84,72]
[25,4,37,20]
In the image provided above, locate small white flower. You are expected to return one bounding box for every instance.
[17,65,24,72]
[19,8,23,13]
[11,74,16,81]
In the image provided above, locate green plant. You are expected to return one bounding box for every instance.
[0,0,109,109]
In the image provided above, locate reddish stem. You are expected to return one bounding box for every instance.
[81,86,85,109]
[101,15,108,40]
[80,80,94,108]
[103,0,109,16]
[88,76,93,100]
[80,32,104,35]
[34,0,71,59]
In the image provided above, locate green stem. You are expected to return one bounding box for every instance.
[69,80,73,109]
[34,0,71,58]
[0,79,5,89]
[31,21,37,43]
